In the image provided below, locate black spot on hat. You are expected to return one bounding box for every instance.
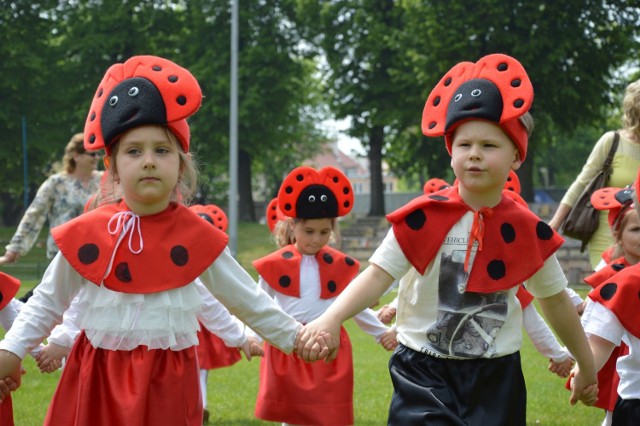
[429,195,449,201]
[345,257,355,267]
[78,244,99,265]
[0,292,3,305]
[282,251,294,259]
[327,280,337,293]
[501,223,516,243]
[323,253,334,264]
[171,245,189,266]
[405,209,426,230]
[487,260,506,280]
[536,221,553,240]
[612,263,626,272]
[599,283,617,300]
[115,262,132,282]
[279,275,291,288]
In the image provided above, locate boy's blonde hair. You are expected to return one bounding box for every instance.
[105,125,198,205]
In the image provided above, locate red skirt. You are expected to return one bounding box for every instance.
[44,332,202,426]
[0,394,14,426]
[254,326,353,426]
[196,325,242,370]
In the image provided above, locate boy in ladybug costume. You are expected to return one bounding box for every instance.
[252,166,396,426]
[297,53,598,425]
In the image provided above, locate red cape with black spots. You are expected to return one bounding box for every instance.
[589,263,640,339]
[387,186,564,293]
[52,201,228,294]
[253,245,360,299]
[584,256,630,289]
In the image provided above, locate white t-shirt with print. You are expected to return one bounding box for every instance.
[370,212,567,360]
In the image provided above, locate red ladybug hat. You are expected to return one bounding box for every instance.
[591,186,635,232]
[423,178,451,194]
[84,55,202,154]
[265,197,286,233]
[422,53,533,161]
[278,166,354,219]
[189,204,229,232]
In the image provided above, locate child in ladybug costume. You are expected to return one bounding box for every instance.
[296,53,598,425]
[577,184,640,426]
[252,166,396,426]
[0,55,314,426]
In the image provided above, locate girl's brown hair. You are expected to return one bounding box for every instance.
[273,217,341,249]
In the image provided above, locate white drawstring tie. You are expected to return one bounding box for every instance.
[103,211,144,280]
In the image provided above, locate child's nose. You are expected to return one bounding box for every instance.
[142,152,156,168]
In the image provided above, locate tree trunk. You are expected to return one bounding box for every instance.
[519,144,534,202]
[238,148,256,222]
[368,125,386,216]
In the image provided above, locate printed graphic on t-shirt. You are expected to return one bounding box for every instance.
[423,249,507,358]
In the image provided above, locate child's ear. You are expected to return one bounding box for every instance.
[511,152,522,171]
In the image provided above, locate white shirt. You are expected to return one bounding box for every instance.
[256,254,389,342]
[0,247,300,359]
[582,300,640,400]
[370,216,567,359]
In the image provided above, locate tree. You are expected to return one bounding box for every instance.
[180,0,326,221]
[295,0,420,216]
[397,0,640,199]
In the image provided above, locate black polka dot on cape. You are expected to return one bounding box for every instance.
[599,283,617,300]
[78,243,100,265]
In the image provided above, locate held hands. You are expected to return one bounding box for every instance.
[379,329,398,351]
[548,357,574,378]
[240,336,264,361]
[568,366,598,406]
[35,343,70,373]
[376,305,397,325]
[294,318,340,362]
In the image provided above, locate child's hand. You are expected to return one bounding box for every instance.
[36,343,70,373]
[295,319,339,362]
[548,357,574,378]
[568,367,598,406]
[240,336,263,361]
[376,305,397,325]
[379,329,398,351]
[0,377,19,402]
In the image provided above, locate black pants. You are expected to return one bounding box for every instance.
[388,344,526,426]
[613,397,640,425]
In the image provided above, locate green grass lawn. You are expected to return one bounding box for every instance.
[2,223,603,425]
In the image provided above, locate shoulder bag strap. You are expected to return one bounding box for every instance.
[602,131,619,173]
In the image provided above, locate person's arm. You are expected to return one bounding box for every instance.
[194,279,247,348]
[296,264,395,361]
[2,177,56,262]
[537,291,597,405]
[198,247,302,354]
[548,133,613,230]
[352,307,391,342]
[522,303,568,362]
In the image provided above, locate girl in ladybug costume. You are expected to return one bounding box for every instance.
[296,53,598,425]
[576,174,640,425]
[0,55,313,426]
[577,184,640,425]
[252,166,396,426]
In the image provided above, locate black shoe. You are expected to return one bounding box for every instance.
[202,408,210,425]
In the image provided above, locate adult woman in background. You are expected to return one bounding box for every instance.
[549,79,640,268]
[0,133,102,265]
